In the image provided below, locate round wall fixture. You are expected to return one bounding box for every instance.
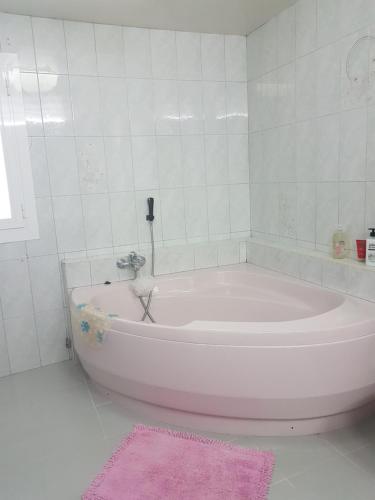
[346,35,375,85]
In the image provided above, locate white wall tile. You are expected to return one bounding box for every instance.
[246,28,263,81]
[262,18,278,73]
[150,30,177,79]
[160,188,186,240]
[99,77,130,136]
[35,308,68,366]
[279,183,297,238]
[277,6,296,66]
[250,183,279,235]
[45,137,80,196]
[277,63,296,126]
[181,136,206,186]
[366,105,375,180]
[132,136,159,190]
[322,259,348,292]
[64,21,97,75]
[295,119,317,182]
[39,74,73,136]
[316,42,341,116]
[316,182,339,246]
[317,0,342,47]
[32,17,67,74]
[184,187,208,238]
[226,82,248,133]
[127,79,155,135]
[340,107,367,181]
[0,13,36,71]
[176,32,202,81]
[194,243,218,269]
[154,80,180,135]
[76,137,107,194]
[218,240,240,265]
[90,257,120,285]
[70,76,102,136]
[21,74,44,137]
[81,194,113,249]
[104,137,133,192]
[278,125,296,182]
[26,198,57,257]
[225,35,247,82]
[207,185,230,235]
[203,81,226,134]
[205,135,228,185]
[29,255,63,312]
[341,0,375,37]
[296,52,317,121]
[297,183,316,242]
[5,315,40,373]
[263,128,280,182]
[229,184,250,232]
[0,242,26,261]
[124,27,152,78]
[201,34,225,81]
[316,114,340,181]
[228,135,249,184]
[296,0,317,57]
[0,259,34,318]
[63,261,91,288]
[157,136,183,188]
[339,182,366,246]
[179,81,204,134]
[53,196,86,252]
[109,192,138,246]
[95,24,125,77]
[29,137,50,197]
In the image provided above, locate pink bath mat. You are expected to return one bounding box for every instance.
[82,424,274,500]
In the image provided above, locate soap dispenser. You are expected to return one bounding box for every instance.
[366,228,375,266]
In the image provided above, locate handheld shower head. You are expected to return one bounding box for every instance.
[146,197,154,221]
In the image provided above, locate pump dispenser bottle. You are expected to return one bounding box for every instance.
[366,228,375,266]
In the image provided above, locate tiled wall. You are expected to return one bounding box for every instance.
[63,239,248,289]
[0,13,249,377]
[247,238,375,303]
[247,0,375,255]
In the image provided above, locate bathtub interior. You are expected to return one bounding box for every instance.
[86,267,345,327]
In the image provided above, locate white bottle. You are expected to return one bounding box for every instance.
[332,225,347,259]
[366,228,375,266]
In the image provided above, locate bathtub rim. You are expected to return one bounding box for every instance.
[70,263,375,347]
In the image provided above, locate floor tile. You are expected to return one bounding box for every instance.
[269,479,296,500]
[1,360,375,500]
[234,434,341,480]
[288,454,375,500]
[347,444,375,476]
[320,416,375,455]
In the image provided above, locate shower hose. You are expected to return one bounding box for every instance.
[138,221,156,323]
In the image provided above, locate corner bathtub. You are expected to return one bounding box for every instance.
[71,263,375,436]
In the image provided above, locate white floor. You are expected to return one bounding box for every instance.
[1,361,375,500]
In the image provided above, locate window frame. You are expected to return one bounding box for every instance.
[0,53,38,243]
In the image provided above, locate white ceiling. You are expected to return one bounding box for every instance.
[0,0,297,35]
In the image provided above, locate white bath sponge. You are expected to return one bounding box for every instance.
[130,277,156,297]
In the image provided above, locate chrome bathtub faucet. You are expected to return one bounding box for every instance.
[116,252,146,274]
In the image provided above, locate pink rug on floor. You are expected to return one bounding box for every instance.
[82,424,274,500]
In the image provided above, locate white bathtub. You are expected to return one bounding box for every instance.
[71,263,375,436]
